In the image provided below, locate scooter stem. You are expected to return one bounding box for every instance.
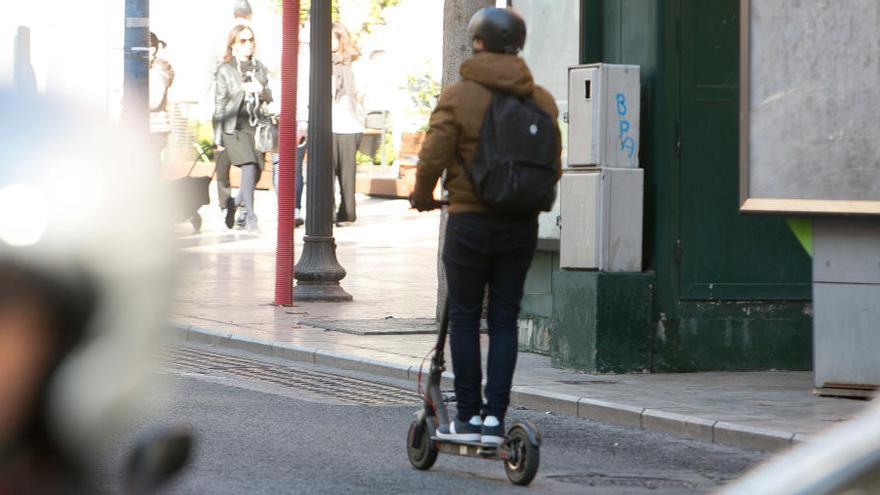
[428,301,450,426]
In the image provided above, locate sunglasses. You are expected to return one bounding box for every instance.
[238,37,255,45]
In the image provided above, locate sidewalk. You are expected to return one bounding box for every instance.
[171,190,870,452]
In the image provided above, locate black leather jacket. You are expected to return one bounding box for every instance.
[213,59,272,145]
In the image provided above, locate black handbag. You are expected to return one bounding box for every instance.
[255,112,278,153]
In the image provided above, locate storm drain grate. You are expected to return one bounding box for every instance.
[162,346,420,406]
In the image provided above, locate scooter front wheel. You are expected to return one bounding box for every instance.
[406,419,438,470]
[504,425,540,486]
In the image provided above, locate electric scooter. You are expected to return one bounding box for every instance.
[405,299,542,486]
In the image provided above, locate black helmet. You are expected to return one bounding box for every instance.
[467,7,526,55]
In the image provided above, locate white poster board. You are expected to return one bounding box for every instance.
[740,0,880,215]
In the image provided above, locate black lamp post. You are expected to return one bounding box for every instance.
[294,0,352,302]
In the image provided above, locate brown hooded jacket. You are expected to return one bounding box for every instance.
[412,52,561,214]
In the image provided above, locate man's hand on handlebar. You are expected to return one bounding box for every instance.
[409,193,447,212]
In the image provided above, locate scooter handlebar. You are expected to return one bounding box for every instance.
[408,196,449,212]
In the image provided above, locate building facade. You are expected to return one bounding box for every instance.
[516,0,813,372]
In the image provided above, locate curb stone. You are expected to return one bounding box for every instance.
[642,409,716,443]
[578,398,644,428]
[713,422,795,451]
[511,387,580,417]
[170,322,797,452]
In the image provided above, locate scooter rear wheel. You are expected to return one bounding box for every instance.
[406,419,438,470]
[504,425,540,486]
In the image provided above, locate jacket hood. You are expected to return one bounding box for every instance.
[459,52,534,95]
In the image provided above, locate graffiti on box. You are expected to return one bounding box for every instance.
[615,92,637,160]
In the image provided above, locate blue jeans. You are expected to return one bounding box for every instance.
[442,212,538,423]
[273,142,306,210]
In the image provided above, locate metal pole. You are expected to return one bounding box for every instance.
[293,0,352,302]
[13,27,37,92]
[122,0,149,133]
[380,110,388,167]
[274,0,300,306]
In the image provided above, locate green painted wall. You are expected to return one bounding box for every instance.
[518,0,813,372]
[551,271,653,373]
[521,250,556,319]
[519,250,557,355]
[570,0,813,371]
[654,301,813,371]
[676,0,811,301]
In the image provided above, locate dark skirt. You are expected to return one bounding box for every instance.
[223,127,262,169]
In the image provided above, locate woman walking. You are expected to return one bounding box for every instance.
[331,23,364,225]
[213,24,272,232]
[149,32,174,166]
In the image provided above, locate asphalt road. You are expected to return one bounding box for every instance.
[110,344,767,494]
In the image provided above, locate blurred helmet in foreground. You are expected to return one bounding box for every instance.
[0,88,176,480]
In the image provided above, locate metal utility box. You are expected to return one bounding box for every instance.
[567,64,640,168]
[537,193,561,241]
[812,219,880,395]
[560,168,643,271]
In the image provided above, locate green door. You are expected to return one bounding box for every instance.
[677,0,811,300]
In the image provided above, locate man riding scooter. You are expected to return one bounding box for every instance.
[410,7,562,446]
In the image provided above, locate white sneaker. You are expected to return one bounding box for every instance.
[481,415,505,446]
[436,415,481,442]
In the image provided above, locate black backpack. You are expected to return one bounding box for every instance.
[464,91,559,215]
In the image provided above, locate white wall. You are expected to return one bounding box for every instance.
[510,0,580,240]
[2,0,123,118]
[513,0,580,162]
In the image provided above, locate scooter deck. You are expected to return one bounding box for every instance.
[430,437,509,459]
[430,437,504,448]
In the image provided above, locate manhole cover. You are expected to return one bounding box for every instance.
[163,346,420,406]
[548,473,698,490]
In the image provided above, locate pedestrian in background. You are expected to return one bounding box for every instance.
[213,24,272,233]
[233,0,252,25]
[331,22,364,226]
[212,0,253,66]
[149,31,174,167]
[210,0,255,228]
[273,20,309,228]
[356,48,392,163]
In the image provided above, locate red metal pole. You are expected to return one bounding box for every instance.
[275,0,299,306]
